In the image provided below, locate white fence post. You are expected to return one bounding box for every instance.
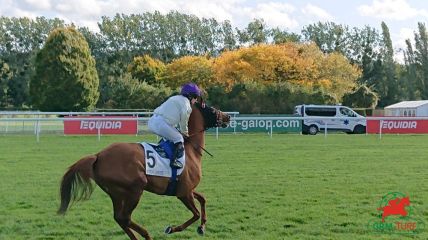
[324,122,327,138]
[97,126,101,141]
[36,120,40,142]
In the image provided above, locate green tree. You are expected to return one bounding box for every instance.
[377,22,398,106]
[0,16,65,108]
[271,28,301,44]
[414,22,428,99]
[302,22,350,55]
[206,82,334,114]
[30,27,99,111]
[403,39,419,99]
[237,19,270,45]
[104,73,172,109]
[221,20,237,51]
[127,55,165,84]
[342,84,379,108]
[0,59,12,108]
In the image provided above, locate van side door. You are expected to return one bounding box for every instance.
[304,107,337,130]
[338,107,357,130]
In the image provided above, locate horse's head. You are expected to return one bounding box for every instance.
[195,103,231,130]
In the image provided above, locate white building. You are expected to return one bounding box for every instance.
[384,100,428,116]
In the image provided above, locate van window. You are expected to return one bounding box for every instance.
[339,107,357,117]
[305,107,336,116]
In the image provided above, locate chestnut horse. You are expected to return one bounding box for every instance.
[57,103,230,240]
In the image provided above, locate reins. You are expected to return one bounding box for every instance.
[185,135,213,157]
[180,129,214,157]
[182,102,227,158]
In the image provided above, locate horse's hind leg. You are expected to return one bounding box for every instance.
[112,191,152,240]
[193,191,206,235]
[165,194,200,234]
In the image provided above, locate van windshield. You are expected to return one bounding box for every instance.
[340,107,357,117]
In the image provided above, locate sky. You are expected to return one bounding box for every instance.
[1,0,428,61]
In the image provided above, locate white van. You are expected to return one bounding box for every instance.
[294,104,366,135]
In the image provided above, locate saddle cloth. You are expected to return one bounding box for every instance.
[140,142,185,177]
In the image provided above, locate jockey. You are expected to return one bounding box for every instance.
[147,82,201,169]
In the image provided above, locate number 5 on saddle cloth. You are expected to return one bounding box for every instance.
[140,139,186,195]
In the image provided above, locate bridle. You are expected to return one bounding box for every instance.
[211,107,229,129]
[184,103,230,157]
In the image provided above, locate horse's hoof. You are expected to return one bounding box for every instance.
[197,226,205,235]
[165,226,173,234]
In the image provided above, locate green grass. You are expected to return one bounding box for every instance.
[0,134,427,239]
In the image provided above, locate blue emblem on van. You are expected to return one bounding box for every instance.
[344,119,349,125]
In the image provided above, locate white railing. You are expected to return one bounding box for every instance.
[0,111,153,115]
[0,111,240,142]
[1,114,428,141]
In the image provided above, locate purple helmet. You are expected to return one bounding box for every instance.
[180,82,201,97]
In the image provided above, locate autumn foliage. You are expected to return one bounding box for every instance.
[158,42,361,106]
[210,43,361,102]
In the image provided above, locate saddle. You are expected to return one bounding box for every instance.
[149,139,183,161]
[141,139,185,196]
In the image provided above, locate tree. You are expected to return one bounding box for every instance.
[161,56,213,89]
[302,22,349,55]
[403,39,418,99]
[237,19,270,45]
[0,59,12,108]
[127,55,165,84]
[271,28,301,44]
[221,20,237,51]
[206,82,335,114]
[317,52,361,102]
[342,84,379,108]
[377,22,398,107]
[212,43,360,102]
[414,22,428,99]
[103,73,172,109]
[30,27,99,111]
[0,17,65,108]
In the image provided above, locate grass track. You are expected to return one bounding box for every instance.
[0,134,427,239]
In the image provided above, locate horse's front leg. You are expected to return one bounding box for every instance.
[165,194,200,234]
[193,191,206,235]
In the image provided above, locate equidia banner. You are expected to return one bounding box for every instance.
[367,119,428,134]
[63,116,138,135]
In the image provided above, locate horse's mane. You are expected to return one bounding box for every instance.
[194,103,219,130]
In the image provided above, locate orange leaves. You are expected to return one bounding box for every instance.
[161,55,213,89]
[212,43,361,101]
[318,52,361,101]
[158,42,361,102]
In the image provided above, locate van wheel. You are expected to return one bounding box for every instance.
[353,125,366,134]
[308,125,318,135]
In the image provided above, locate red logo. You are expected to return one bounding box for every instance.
[368,192,425,234]
[64,116,138,134]
[377,196,410,222]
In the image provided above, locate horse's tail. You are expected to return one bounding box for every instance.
[57,154,97,215]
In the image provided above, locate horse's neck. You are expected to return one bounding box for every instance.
[187,107,205,155]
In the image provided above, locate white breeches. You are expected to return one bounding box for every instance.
[148,114,184,144]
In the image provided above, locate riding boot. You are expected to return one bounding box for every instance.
[170,142,184,169]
